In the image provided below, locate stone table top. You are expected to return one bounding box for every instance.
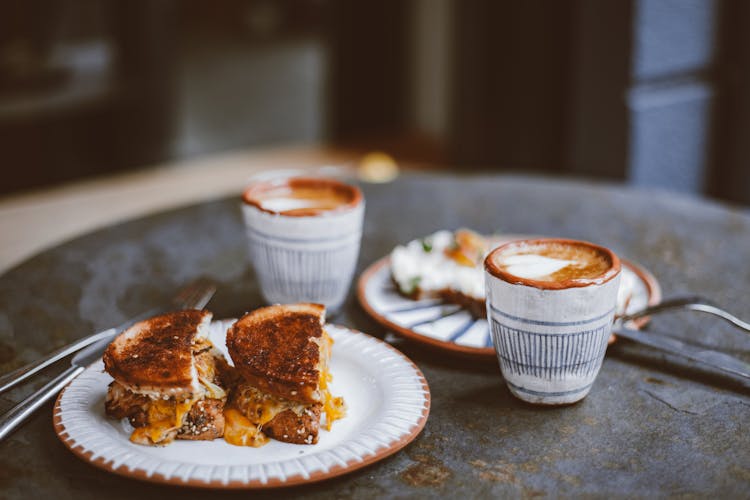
[1,173,748,498]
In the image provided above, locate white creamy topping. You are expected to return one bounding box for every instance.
[390,231,634,312]
[390,230,485,299]
[496,254,575,280]
[259,198,326,212]
[616,268,635,314]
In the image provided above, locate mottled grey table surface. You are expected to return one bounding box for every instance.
[1,173,749,499]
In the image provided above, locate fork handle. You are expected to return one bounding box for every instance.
[0,328,116,396]
[0,365,84,442]
[620,296,750,334]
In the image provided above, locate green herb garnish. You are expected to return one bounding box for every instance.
[403,276,422,295]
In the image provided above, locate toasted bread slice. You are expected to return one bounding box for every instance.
[226,303,326,404]
[103,310,231,445]
[103,310,212,399]
[438,289,486,318]
[390,230,495,319]
[105,346,229,445]
[224,304,346,446]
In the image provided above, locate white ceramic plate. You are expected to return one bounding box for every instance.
[358,236,661,358]
[53,322,430,489]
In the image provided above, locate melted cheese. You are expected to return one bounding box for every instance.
[320,332,346,431]
[130,397,195,445]
[240,387,299,426]
[223,385,300,447]
[223,409,269,447]
[223,331,347,445]
[126,343,226,445]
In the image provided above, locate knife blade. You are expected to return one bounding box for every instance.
[0,329,117,442]
[613,325,750,381]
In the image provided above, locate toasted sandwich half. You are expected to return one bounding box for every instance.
[103,310,230,446]
[224,303,346,447]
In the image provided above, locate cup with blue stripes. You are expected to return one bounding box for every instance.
[484,238,622,405]
[242,175,365,312]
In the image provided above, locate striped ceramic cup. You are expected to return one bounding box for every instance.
[241,176,365,312]
[484,238,621,405]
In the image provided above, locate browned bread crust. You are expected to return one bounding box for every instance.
[392,275,486,319]
[438,289,486,318]
[262,404,322,445]
[103,310,211,397]
[227,304,325,404]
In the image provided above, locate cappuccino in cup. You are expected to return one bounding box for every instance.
[488,240,614,285]
[241,177,365,311]
[245,179,358,216]
[484,238,621,405]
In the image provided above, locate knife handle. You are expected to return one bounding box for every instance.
[0,329,115,396]
[0,365,84,442]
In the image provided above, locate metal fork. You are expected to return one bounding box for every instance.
[619,295,750,334]
[0,278,217,395]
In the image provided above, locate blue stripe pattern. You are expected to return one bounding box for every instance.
[250,236,359,306]
[489,304,615,327]
[382,300,443,314]
[247,226,359,245]
[447,318,477,342]
[404,306,462,329]
[491,319,610,380]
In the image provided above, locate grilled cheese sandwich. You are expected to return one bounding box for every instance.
[103,310,229,445]
[225,303,346,446]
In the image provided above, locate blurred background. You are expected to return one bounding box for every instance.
[1,0,749,205]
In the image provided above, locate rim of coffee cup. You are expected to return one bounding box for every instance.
[484,238,621,290]
[242,176,363,217]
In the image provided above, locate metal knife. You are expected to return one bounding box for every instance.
[0,335,114,441]
[0,278,216,395]
[613,325,750,382]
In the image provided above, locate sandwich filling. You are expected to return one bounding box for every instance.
[103,310,231,446]
[317,330,346,431]
[106,341,228,445]
[224,327,346,447]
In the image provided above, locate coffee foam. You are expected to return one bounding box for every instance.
[245,181,356,216]
[258,197,339,212]
[497,254,576,280]
[491,241,612,283]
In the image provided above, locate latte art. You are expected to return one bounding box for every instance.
[490,241,612,283]
[243,179,358,216]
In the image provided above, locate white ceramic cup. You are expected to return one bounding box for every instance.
[241,176,365,312]
[484,238,621,405]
